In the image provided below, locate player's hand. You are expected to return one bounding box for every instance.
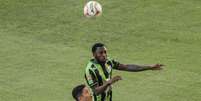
[149,64,164,70]
[108,75,122,85]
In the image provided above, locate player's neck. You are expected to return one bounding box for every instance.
[94,59,106,65]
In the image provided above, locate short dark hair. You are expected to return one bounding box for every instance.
[72,84,86,101]
[92,43,105,53]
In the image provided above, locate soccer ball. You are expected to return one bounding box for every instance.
[83,1,102,17]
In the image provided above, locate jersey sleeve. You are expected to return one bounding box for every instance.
[111,59,120,69]
[85,68,98,88]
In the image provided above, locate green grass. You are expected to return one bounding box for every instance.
[0,0,201,101]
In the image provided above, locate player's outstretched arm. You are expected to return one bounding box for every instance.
[93,75,122,95]
[116,64,164,72]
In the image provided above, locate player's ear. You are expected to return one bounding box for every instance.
[78,92,84,101]
[92,52,96,57]
[78,96,82,101]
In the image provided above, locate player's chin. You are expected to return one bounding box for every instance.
[99,58,106,63]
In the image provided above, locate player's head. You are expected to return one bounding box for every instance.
[72,84,92,101]
[92,43,107,63]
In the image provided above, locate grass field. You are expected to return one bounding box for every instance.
[0,0,201,101]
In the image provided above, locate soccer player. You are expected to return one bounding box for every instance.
[72,80,121,101]
[72,84,92,101]
[85,43,164,101]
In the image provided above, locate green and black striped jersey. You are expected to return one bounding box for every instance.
[85,58,120,101]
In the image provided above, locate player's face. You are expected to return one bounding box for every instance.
[93,47,107,63]
[79,87,92,101]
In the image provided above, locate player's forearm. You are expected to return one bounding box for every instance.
[127,64,152,71]
[94,82,110,95]
[118,64,152,72]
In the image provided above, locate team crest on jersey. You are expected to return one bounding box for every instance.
[106,64,112,73]
[87,75,92,81]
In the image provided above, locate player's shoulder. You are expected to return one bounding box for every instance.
[107,57,117,63]
[107,57,120,68]
[85,59,96,70]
